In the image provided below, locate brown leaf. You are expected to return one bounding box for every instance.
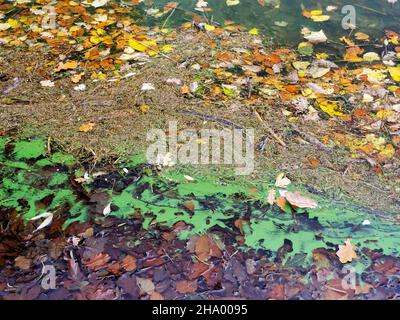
[183,200,195,212]
[14,256,32,270]
[195,235,210,261]
[176,280,198,294]
[188,262,210,280]
[107,262,122,276]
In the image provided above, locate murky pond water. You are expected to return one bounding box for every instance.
[141,0,399,46]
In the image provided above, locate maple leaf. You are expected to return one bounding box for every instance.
[336,239,357,263]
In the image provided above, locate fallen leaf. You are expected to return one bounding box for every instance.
[285,192,318,209]
[136,277,155,295]
[176,280,197,294]
[121,255,137,272]
[336,239,357,263]
[79,123,95,132]
[84,253,111,270]
[302,29,327,43]
[267,189,275,205]
[150,292,165,300]
[30,211,53,232]
[40,80,55,87]
[275,173,291,188]
[15,256,32,270]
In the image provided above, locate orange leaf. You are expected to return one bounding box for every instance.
[54,60,78,72]
[121,255,137,272]
[343,46,364,62]
[79,123,95,132]
[276,196,288,211]
[84,253,110,271]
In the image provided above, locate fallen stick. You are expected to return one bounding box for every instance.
[179,109,244,130]
[253,109,287,147]
[289,123,332,153]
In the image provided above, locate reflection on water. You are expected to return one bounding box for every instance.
[141,0,400,45]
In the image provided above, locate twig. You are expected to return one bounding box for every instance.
[289,123,332,153]
[353,4,387,15]
[162,5,178,29]
[179,109,244,130]
[137,41,178,63]
[47,136,51,155]
[253,109,287,147]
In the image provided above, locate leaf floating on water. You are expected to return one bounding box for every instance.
[226,0,240,6]
[302,28,327,43]
[336,239,358,263]
[274,21,288,27]
[90,0,109,8]
[285,192,318,209]
[363,52,380,62]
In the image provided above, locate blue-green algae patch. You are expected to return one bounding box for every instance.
[0,138,87,226]
[1,138,400,269]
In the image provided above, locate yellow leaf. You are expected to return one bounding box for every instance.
[7,18,19,29]
[316,53,329,59]
[310,10,323,16]
[139,104,149,113]
[248,28,258,35]
[310,15,330,22]
[204,24,215,31]
[363,52,380,62]
[388,66,400,82]
[379,144,395,159]
[161,44,173,53]
[128,39,146,52]
[90,36,102,44]
[355,32,369,41]
[317,98,344,117]
[54,60,78,72]
[293,61,310,71]
[226,0,240,6]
